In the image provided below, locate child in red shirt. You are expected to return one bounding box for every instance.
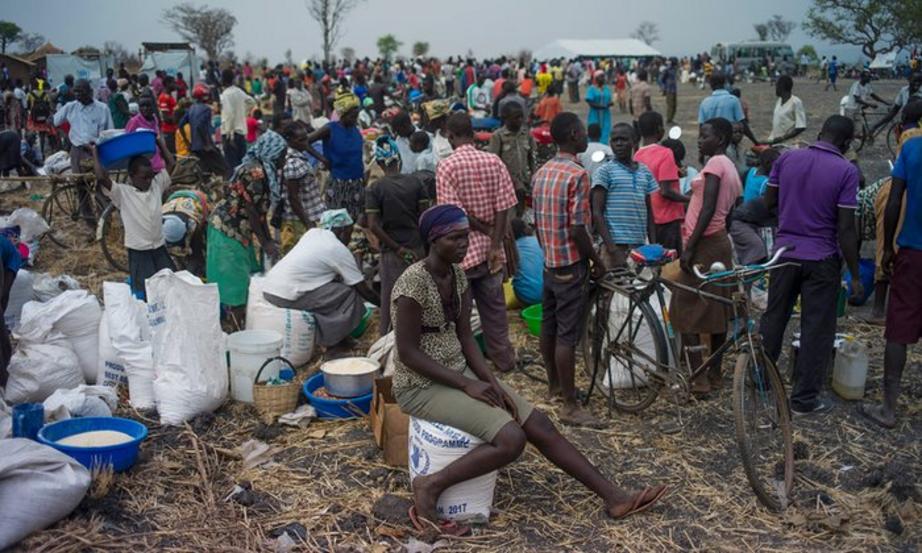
[246,109,262,145]
[158,78,178,153]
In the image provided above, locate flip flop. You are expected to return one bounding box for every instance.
[857,403,896,429]
[408,506,471,537]
[610,485,669,520]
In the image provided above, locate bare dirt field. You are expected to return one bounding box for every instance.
[11,77,921,552]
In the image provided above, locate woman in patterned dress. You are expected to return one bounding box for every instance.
[392,204,668,534]
[205,131,286,320]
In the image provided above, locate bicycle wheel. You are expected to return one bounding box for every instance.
[733,347,794,511]
[99,203,128,273]
[41,184,105,249]
[596,294,669,413]
[885,122,900,158]
[580,287,608,380]
[853,124,869,153]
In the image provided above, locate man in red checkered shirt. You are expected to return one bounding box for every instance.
[437,112,518,373]
[532,112,607,427]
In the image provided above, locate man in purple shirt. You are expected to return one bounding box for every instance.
[760,115,863,416]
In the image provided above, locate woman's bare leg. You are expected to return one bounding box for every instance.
[522,409,662,516]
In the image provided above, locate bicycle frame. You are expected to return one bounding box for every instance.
[586,263,776,405]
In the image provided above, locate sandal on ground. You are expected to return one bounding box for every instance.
[408,506,471,537]
[610,485,669,520]
[857,403,896,429]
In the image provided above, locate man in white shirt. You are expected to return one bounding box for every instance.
[768,75,807,145]
[843,71,888,120]
[262,209,379,354]
[92,141,175,300]
[219,69,256,176]
[871,72,922,136]
[465,75,490,116]
[579,122,614,178]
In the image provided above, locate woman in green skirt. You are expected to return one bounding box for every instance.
[206,130,287,321]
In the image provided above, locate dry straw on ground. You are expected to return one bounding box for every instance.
[10,80,922,551]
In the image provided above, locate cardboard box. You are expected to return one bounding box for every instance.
[370,376,409,467]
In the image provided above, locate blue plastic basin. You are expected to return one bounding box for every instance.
[303,373,372,419]
[38,416,148,472]
[97,130,157,170]
[844,258,875,306]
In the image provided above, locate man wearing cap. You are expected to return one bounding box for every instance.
[422,100,453,161]
[262,209,380,356]
[181,83,226,177]
[437,112,518,373]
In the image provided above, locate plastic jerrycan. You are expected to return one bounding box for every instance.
[832,336,868,400]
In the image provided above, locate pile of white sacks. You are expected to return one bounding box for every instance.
[2,270,227,426]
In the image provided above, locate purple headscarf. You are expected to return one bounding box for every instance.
[418,204,469,243]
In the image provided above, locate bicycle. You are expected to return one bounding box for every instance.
[582,246,795,511]
[41,173,114,250]
[853,106,900,157]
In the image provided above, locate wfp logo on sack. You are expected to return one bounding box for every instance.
[410,441,431,475]
[147,302,166,328]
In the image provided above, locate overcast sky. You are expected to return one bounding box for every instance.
[5,0,862,62]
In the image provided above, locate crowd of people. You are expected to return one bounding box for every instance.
[0,48,920,533]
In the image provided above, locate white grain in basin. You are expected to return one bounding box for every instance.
[321,357,379,376]
[57,430,135,447]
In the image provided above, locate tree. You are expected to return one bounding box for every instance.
[803,0,901,60]
[15,32,44,54]
[894,0,922,47]
[340,46,356,64]
[754,23,769,41]
[305,0,364,64]
[0,21,22,54]
[161,3,237,61]
[74,45,101,57]
[766,15,796,41]
[631,21,660,46]
[797,44,819,62]
[412,41,429,58]
[102,41,132,64]
[377,34,402,61]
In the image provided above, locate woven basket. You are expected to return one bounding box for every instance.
[252,356,299,424]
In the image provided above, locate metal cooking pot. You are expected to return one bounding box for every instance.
[320,357,380,398]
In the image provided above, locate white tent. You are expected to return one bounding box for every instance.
[533,39,663,61]
[869,51,898,70]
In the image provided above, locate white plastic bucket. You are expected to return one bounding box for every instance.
[227,330,283,403]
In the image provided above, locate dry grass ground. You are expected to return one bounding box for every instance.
[10,77,920,552]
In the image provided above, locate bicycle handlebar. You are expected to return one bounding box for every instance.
[693,246,791,281]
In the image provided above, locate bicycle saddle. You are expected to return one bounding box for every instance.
[629,244,678,267]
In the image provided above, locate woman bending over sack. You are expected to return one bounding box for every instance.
[391,204,668,534]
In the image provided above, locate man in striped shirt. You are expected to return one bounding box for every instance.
[591,123,658,267]
[532,112,606,427]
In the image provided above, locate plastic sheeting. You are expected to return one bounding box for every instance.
[533,39,663,61]
[45,54,114,86]
[139,51,199,85]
